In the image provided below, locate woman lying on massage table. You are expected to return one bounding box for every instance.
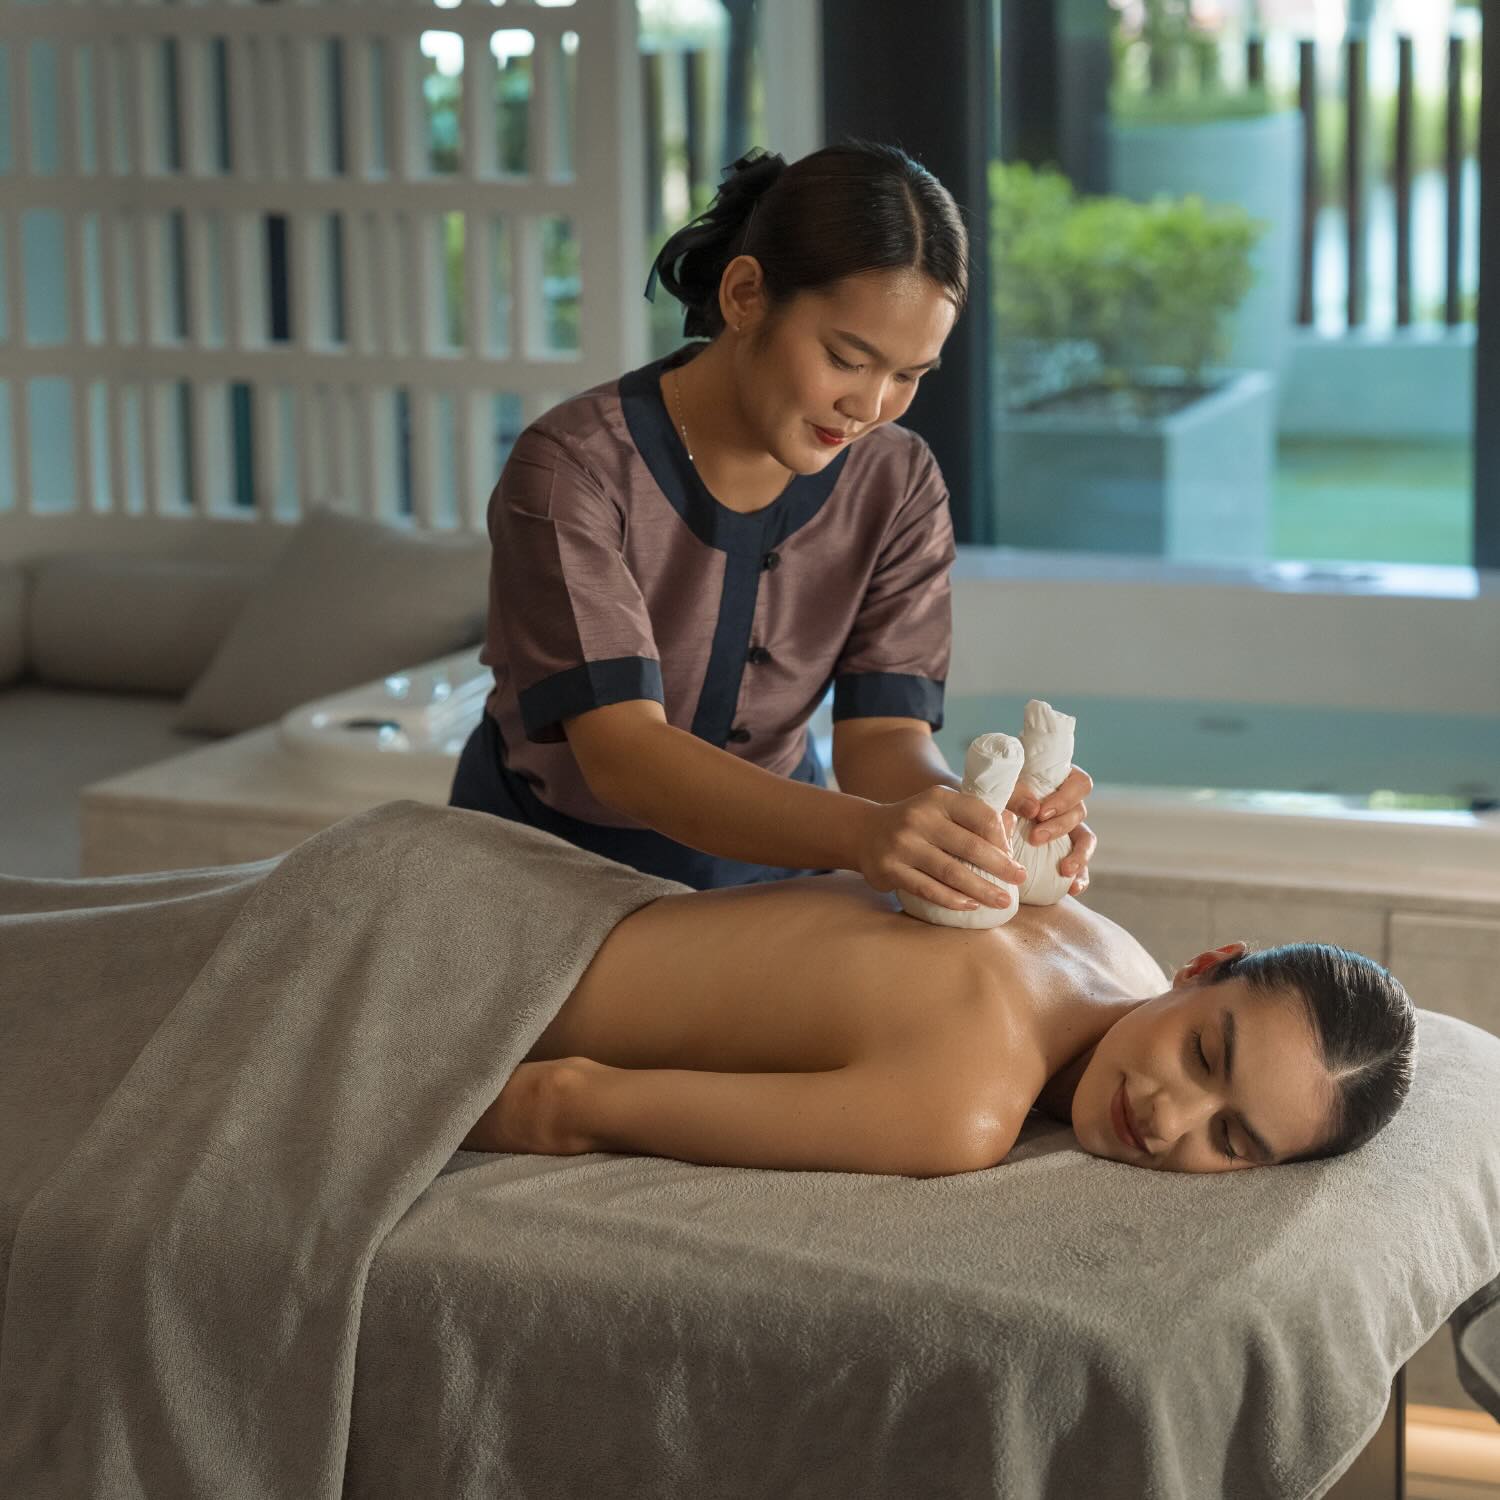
[461,833,1417,1180]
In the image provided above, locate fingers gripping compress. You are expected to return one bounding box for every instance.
[897,699,1078,930]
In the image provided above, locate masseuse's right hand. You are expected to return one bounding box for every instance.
[857,788,1026,912]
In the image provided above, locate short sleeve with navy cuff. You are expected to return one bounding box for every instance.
[516,656,666,744]
[832,671,945,732]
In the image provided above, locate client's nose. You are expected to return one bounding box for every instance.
[1140,1089,1217,1152]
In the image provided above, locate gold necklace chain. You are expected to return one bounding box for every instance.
[669,367,694,464]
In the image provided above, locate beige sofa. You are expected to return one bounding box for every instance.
[0,512,491,877]
[0,553,257,876]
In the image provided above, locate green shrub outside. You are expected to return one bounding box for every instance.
[990,160,1263,407]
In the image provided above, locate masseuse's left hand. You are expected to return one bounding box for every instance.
[1008,766,1096,897]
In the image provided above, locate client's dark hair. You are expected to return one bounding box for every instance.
[646,140,970,339]
[1210,943,1417,1164]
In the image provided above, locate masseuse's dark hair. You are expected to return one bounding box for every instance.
[1209,943,1417,1164]
[646,140,970,339]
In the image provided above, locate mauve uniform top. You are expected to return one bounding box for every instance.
[448,341,956,889]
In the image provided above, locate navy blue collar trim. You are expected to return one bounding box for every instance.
[618,345,849,554]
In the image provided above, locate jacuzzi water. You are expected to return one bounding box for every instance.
[939,551,1500,814]
[933,693,1500,809]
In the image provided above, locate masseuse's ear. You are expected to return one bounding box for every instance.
[1171,941,1248,988]
[718,255,769,337]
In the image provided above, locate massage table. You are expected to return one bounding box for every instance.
[1,803,1497,1499]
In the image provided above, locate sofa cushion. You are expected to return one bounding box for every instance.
[0,686,194,878]
[0,561,25,686]
[174,510,490,736]
[28,553,265,696]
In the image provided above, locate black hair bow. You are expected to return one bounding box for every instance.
[644,148,788,303]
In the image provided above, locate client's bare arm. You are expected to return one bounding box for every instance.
[468,1053,1022,1178]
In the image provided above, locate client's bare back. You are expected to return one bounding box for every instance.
[463,875,1165,1176]
[529,874,1003,1074]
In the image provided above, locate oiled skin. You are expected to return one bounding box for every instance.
[525,873,1168,1126]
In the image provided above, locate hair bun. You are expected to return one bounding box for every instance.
[722,148,787,204]
[642,148,786,310]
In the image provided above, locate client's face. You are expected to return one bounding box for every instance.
[1071,944,1335,1172]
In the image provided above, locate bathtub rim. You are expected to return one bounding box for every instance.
[1082,783,1500,905]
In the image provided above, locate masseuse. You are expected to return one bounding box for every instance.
[450,141,1096,910]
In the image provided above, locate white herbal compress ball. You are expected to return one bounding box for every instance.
[1009,699,1078,907]
[896,699,1078,929]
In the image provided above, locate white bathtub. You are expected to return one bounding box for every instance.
[278,648,489,791]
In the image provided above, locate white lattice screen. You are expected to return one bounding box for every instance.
[0,0,646,538]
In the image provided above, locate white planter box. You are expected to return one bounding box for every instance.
[991,370,1275,561]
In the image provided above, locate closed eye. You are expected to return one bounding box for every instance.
[826,348,915,384]
[1192,1027,1238,1163]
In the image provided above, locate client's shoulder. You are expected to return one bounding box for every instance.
[1058,896,1170,993]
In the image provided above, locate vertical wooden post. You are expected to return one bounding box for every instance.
[1475,0,1500,570]
[642,51,662,239]
[1297,40,1318,328]
[1345,30,1367,330]
[1445,34,1465,328]
[1394,34,1413,328]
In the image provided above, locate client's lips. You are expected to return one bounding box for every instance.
[1112,1080,1147,1153]
[810,423,851,445]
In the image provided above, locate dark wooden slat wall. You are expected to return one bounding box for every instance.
[823,0,996,546]
[1476,0,1500,570]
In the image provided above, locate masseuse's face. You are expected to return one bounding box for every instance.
[1073,945,1336,1173]
[718,263,956,472]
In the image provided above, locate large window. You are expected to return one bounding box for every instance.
[991,0,1481,570]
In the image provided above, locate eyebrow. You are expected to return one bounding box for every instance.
[1222,1008,1278,1165]
[831,329,943,373]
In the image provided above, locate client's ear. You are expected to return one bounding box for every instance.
[1172,941,1249,987]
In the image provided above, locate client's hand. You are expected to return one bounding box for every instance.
[858,787,1025,912]
[1009,765,1096,896]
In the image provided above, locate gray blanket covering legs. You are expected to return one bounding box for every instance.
[0,802,685,1500]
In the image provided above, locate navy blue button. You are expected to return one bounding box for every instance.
[747,646,772,666]
[727,726,751,744]
[761,551,780,571]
